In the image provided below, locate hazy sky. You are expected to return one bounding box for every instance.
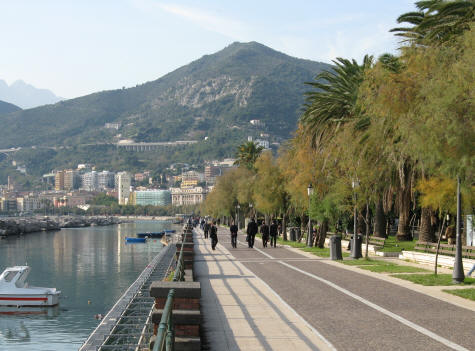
[0,0,415,99]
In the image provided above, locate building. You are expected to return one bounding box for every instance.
[81,171,98,191]
[55,171,65,191]
[0,197,17,212]
[64,170,79,190]
[204,165,222,184]
[17,196,41,212]
[171,186,207,206]
[105,122,121,130]
[53,194,91,208]
[255,139,270,149]
[115,172,131,205]
[98,171,115,190]
[133,190,171,206]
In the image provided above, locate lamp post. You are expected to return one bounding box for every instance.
[236,204,240,230]
[452,176,465,283]
[307,184,314,247]
[351,179,362,259]
[249,203,253,219]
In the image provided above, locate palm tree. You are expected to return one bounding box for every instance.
[391,0,475,45]
[234,141,264,170]
[301,55,373,147]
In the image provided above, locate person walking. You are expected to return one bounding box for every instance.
[210,221,218,250]
[260,221,269,248]
[203,221,210,239]
[269,220,278,248]
[230,221,238,248]
[468,263,475,277]
[246,218,258,248]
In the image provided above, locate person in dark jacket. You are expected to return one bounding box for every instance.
[203,222,210,239]
[246,218,258,248]
[260,222,270,248]
[230,221,238,248]
[269,220,278,248]
[210,221,218,250]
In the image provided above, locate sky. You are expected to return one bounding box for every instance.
[0,0,416,99]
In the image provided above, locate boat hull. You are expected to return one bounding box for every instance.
[125,237,146,243]
[0,293,60,307]
[136,232,164,238]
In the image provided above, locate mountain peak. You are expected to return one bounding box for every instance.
[0,79,63,109]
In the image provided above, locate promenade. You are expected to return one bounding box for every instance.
[194,226,474,351]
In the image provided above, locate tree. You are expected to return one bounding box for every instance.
[391,0,475,45]
[234,141,264,170]
[253,152,286,222]
[301,55,373,147]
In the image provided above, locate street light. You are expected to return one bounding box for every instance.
[351,179,362,259]
[236,204,240,230]
[307,184,314,247]
[453,176,465,283]
[249,203,253,219]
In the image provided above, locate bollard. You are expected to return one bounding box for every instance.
[290,228,296,241]
[329,235,343,260]
[350,234,363,259]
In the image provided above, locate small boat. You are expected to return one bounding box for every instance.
[0,266,61,307]
[125,237,146,243]
[136,232,165,238]
[164,229,176,234]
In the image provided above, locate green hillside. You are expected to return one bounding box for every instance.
[0,42,332,183]
[0,42,330,149]
[0,100,21,114]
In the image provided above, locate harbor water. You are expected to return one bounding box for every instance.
[0,220,172,350]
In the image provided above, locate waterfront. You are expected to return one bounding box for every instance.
[0,220,171,350]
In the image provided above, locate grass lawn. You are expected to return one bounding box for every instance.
[392,274,475,286]
[301,246,350,258]
[341,258,393,266]
[443,288,475,301]
[361,264,429,273]
[379,236,416,252]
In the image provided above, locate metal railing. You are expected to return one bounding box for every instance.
[153,226,190,351]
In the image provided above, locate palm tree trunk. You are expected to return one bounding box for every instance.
[374,198,386,238]
[396,185,412,241]
[419,207,436,242]
[282,213,287,241]
[317,218,328,248]
[396,161,412,241]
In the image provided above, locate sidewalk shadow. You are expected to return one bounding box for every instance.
[195,228,324,351]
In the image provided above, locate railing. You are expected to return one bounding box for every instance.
[153,289,175,351]
[153,227,190,351]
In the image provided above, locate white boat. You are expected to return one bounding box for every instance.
[0,266,60,307]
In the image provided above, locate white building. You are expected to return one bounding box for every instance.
[171,186,208,206]
[115,172,131,205]
[81,171,98,191]
[16,196,41,212]
[98,171,115,190]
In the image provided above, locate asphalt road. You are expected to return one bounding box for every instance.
[208,227,474,351]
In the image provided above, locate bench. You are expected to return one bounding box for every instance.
[339,233,386,250]
[415,241,475,259]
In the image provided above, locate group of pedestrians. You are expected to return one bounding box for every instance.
[203,217,280,250]
[243,218,279,249]
[203,220,219,250]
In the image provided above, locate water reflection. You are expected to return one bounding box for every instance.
[0,220,173,350]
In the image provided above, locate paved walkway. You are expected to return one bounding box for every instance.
[194,229,334,351]
[195,227,475,351]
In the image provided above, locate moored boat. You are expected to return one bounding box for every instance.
[125,237,146,243]
[0,266,61,307]
[136,232,165,238]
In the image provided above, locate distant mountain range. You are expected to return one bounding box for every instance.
[0,100,21,114]
[0,79,63,109]
[0,42,331,151]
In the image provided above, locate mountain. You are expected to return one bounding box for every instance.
[0,79,63,109]
[0,42,331,151]
[0,100,21,114]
